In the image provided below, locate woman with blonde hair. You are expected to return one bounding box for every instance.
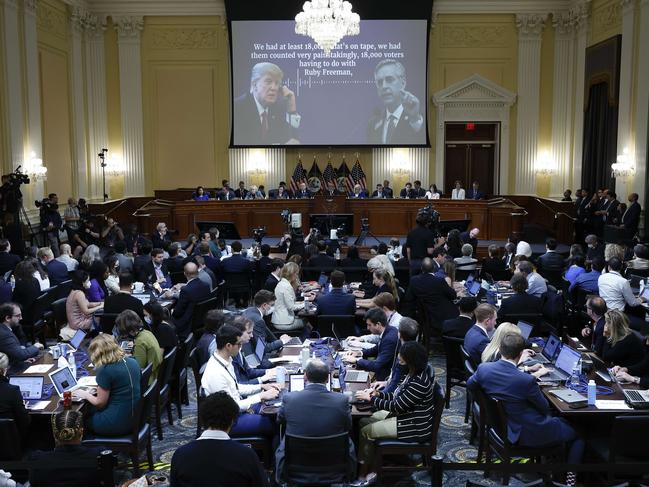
[271,262,307,331]
[72,333,141,436]
[356,268,399,309]
[602,310,645,367]
[481,325,548,378]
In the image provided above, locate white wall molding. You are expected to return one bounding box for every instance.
[633,0,649,230]
[372,148,429,193]
[571,1,591,189]
[434,0,571,14]
[515,13,547,195]
[228,148,286,192]
[87,0,225,17]
[115,16,146,197]
[432,74,516,194]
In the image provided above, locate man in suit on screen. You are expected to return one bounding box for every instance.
[367,60,424,145]
[234,62,301,145]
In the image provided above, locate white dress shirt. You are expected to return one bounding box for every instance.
[197,429,230,441]
[201,352,262,412]
[526,271,548,298]
[598,271,641,311]
[451,188,466,200]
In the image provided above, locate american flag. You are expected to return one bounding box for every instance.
[350,158,367,190]
[290,159,307,193]
[337,159,353,194]
[323,161,336,184]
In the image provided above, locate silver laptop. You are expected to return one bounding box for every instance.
[68,329,86,352]
[48,366,91,397]
[289,373,331,392]
[525,333,562,365]
[517,321,534,340]
[345,369,369,382]
[548,388,587,404]
[542,346,582,382]
[9,376,43,400]
[623,389,649,409]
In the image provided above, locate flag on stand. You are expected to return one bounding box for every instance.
[350,158,367,190]
[337,159,353,194]
[290,158,307,193]
[307,158,323,193]
[323,160,337,185]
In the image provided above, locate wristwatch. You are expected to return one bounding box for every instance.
[635,376,641,384]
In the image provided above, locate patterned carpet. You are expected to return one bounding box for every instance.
[115,343,537,487]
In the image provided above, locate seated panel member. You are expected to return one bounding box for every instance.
[192,185,210,201]
[463,304,497,366]
[170,391,270,487]
[371,183,387,199]
[275,359,355,484]
[350,184,368,199]
[399,182,414,199]
[316,270,356,316]
[342,308,398,381]
[201,325,278,438]
[467,333,584,486]
[451,180,465,200]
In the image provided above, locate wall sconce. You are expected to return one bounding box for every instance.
[535,151,556,176]
[106,154,126,176]
[611,147,635,180]
[24,151,48,181]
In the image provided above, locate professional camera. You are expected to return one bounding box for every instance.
[252,226,267,243]
[34,198,58,212]
[417,204,440,236]
[7,166,29,187]
[360,218,370,231]
[280,209,291,224]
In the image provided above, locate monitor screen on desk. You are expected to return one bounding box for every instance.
[554,346,581,375]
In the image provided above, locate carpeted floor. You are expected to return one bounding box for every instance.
[115,342,540,487]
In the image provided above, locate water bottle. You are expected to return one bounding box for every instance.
[276,367,286,386]
[335,248,341,260]
[68,350,76,379]
[300,346,310,369]
[587,380,596,405]
[566,364,581,389]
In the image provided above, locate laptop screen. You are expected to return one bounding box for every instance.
[9,376,43,400]
[468,281,481,296]
[543,334,561,359]
[464,274,475,288]
[49,366,78,396]
[289,374,330,392]
[254,337,266,360]
[554,346,581,375]
[69,329,86,350]
[517,321,533,340]
[641,287,649,301]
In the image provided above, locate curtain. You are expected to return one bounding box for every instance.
[581,82,618,192]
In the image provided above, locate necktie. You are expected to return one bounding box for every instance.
[384,115,397,143]
[261,110,269,141]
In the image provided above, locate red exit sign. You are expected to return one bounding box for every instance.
[465,123,476,131]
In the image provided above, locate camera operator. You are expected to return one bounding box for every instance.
[101,217,125,248]
[0,171,27,256]
[405,210,437,276]
[39,193,62,257]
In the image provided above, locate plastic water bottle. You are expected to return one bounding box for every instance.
[68,350,76,379]
[566,364,581,389]
[587,380,596,405]
[300,346,310,369]
[335,248,341,260]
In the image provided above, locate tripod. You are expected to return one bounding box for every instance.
[353,224,382,246]
[98,148,108,201]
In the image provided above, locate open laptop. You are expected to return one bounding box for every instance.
[67,329,86,352]
[289,373,331,392]
[344,368,369,382]
[466,280,482,297]
[541,346,582,382]
[464,274,475,289]
[244,337,267,368]
[623,389,649,409]
[524,333,562,365]
[48,366,93,398]
[9,376,43,400]
[517,321,534,340]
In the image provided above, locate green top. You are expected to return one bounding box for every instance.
[134,329,162,385]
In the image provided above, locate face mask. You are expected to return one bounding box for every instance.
[144,316,152,325]
[83,281,91,289]
[265,305,275,316]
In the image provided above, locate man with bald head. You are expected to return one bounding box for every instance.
[172,262,211,338]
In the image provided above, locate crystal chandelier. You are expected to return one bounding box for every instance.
[611,147,635,179]
[295,0,360,55]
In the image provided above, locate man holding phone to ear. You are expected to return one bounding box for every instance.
[234,62,301,145]
[368,59,424,145]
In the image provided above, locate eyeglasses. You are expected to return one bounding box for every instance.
[12,314,22,318]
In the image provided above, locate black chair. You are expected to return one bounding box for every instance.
[416,301,440,354]
[190,296,219,335]
[140,363,153,391]
[315,315,356,339]
[23,287,59,342]
[480,390,565,485]
[51,297,68,330]
[461,346,485,461]
[188,347,203,438]
[98,313,119,335]
[170,271,186,285]
[441,335,469,414]
[224,271,252,308]
[171,333,194,419]
[153,347,177,440]
[82,379,156,476]
[0,419,21,460]
[498,312,543,329]
[374,382,445,482]
[54,279,73,300]
[283,432,352,486]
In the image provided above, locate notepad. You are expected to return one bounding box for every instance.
[595,400,631,410]
[78,376,97,387]
[269,356,301,364]
[25,401,50,411]
[23,364,53,374]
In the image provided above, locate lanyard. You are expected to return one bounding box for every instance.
[214,354,239,391]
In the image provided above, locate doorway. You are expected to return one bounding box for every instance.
[444,123,499,197]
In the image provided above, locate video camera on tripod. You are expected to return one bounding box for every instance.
[417,204,440,237]
[7,166,30,187]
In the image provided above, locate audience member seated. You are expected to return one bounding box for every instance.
[144,301,178,354]
[230,317,275,385]
[56,243,79,272]
[201,325,277,438]
[515,240,532,259]
[172,263,211,339]
[0,302,43,366]
[271,262,307,332]
[264,259,284,292]
[482,244,507,276]
[626,244,649,270]
[152,222,172,250]
[0,239,20,277]
[498,273,543,321]
[354,342,436,486]
[442,297,478,338]
[307,241,336,273]
[564,254,586,285]
[103,255,120,295]
[316,270,356,315]
[12,260,42,319]
[30,257,50,291]
[0,351,30,441]
[133,241,152,280]
[612,351,649,388]
[103,273,144,319]
[28,410,103,487]
[87,260,108,302]
[195,255,217,291]
[402,258,459,329]
[516,261,547,299]
[341,245,366,270]
[165,242,188,276]
[467,333,583,486]
[598,257,645,326]
[356,269,398,308]
[464,304,497,366]
[63,270,103,340]
[243,290,290,354]
[142,248,172,290]
[600,310,645,367]
[581,296,607,355]
[348,292,403,346]
[116,310,162,385]
[454,244,478,271]
[73,333,141,436]
[503,242,516,269]
[564,243,584,268]
[221,241,252,274]
[170,391,270,487]
[36,247,68,287]
[585,234,605,263]
[196,310,226,369]
[445,229,463,259]
[276,359,354,484]
[570,256,603,294]
[192,185,210,201]
[342,308,398,381]
[536,238,564,275]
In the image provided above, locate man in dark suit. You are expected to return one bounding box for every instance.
[382,180,394,198]
[233,62,300,145]
[170,391,270,487]
[466,181,485,200]
[459,228,480,255]
[142,248,172,289]
[399,182,415,199]
[536,237,565,275]
[151,222,172,250]
[234,181,249,200]
[0,303,43,365]
[411,180,426,198]
[0,239,20,277]
[497,274,543,321]
[367,60,423,145]
[264,259,283,292]
[467,333,584,474]
[243,290,290,357]
[316,270,356,316]
[164,242,187,276]
[196,242,219,274]
[217,179,236,201]
[371,183,387,199]
[342,308,398,381]
[230,316,274,385]
[442,297,478,338]
[463,303,496,366]
[39,247,68,286]
[306,241,336,273]
[402,258,458,330]
[103,273,144,319]
[295,182,311,199]
[220,241,253,274]
[321,180,342,197]
[275,359,354,484]
[621,192,641,236]
[172,263,211,338]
